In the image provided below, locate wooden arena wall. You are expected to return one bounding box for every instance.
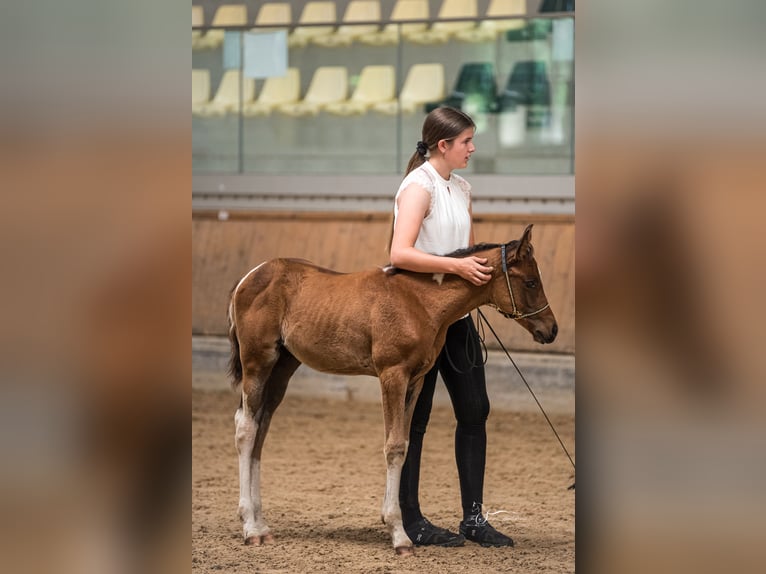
[192,211,574,354]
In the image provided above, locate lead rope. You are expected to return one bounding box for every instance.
[442,316,488,375]
[476,307,576,487]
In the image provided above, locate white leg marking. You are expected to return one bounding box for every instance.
[235,398,266,541]
[382,449,412,550]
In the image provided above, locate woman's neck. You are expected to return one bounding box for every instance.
[427,157,451,181]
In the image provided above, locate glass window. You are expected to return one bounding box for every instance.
[192,15,574,176]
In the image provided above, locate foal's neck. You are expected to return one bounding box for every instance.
[420,272,489,324]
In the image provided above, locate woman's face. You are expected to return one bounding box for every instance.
[442,127,476,171]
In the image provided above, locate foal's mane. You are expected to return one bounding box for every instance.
[446,241,510,258]
[383,240,528,276]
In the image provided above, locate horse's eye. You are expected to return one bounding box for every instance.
[525,280,537,289]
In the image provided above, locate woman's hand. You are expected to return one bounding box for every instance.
[452,256,494,286]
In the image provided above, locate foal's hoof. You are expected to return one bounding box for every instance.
[245,533,275,546]
[395,545,415,557]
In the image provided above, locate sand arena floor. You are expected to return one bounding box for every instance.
[192,352,574,573]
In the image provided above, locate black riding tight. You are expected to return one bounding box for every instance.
[399,316,490,525]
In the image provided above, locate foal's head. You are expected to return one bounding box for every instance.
[484,224,558,344]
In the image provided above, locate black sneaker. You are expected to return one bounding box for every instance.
[459,515,514,547]
[404,517,466,547]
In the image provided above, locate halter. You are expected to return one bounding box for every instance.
[491,243,550,320]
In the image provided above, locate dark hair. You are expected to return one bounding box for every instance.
[404,106,476,175]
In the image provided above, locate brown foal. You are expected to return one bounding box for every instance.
[228,224,557,555]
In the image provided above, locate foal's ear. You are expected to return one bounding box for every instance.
[514,224,534,260]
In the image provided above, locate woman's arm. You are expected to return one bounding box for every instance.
[390,184,492,286]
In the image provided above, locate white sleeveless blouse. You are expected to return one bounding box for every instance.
[394,161,472,256]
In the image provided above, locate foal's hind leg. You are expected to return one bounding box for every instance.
[248,350,299,543]
[235,348,300,546]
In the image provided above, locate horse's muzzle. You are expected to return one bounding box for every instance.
[534,323,558,344]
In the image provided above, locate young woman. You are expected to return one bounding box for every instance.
[389,107,513,548]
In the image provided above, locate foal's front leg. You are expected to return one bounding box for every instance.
[379,368,415,556]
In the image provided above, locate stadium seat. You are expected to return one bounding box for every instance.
[372,63,445,115]
[192,69,211,115]
[505,18,553,42]
[194,5,248,51]
[277,66,348,116]
[358,0,428,46]
[325,65,395,115]
[253,2,292,31]
[243,68,300,116]
[424,62,498,114]
[313,1,381,47]
[539,0,575,12]
[455,0,526,43]
[496,61,551,127]
[406,0,477,45]
[195,70,256,116]
[288,2,336,48]
[192,6,204,49]
[498,61,551,108]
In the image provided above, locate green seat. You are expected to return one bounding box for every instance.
[504,18,552,42]
[424,62,498,114]
[497,60,551,127]
[539,0,575,13]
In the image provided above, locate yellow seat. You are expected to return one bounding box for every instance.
[313,1,381,47]
[243,68,300,117]
[455,0,526,43]
[407,0,477,45]
[372,63,445,115]
[325,65,395,115]
[192,69,211,115]
[359,0,428,46]
[288,2,336,48]
[196,70,256,117]
[277,67,348,116]
[195,4,248,50]
[252,2,292,31]
[192,6,204,49]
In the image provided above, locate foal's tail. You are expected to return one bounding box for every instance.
[227,287,243,390]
